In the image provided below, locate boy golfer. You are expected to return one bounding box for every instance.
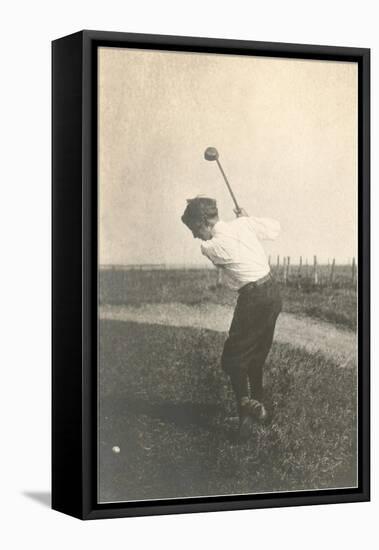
[181,196,282,438]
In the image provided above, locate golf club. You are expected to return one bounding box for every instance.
[204,147,242,215]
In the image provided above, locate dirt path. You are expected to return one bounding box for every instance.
[100,303,356,367]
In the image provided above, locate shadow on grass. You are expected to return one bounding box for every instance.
[103,394,222,431]
[134,399,221,431]
[102,394,241,443]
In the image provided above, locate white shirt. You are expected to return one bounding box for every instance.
[200,216,280,290]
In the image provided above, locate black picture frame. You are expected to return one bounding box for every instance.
[52,30,370,520]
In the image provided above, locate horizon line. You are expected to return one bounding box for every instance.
[99,259,356,269]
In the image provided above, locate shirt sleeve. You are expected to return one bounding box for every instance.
[201,240,231,265]
[246,216,281,240]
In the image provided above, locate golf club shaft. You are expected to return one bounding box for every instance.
[215,159,241,213]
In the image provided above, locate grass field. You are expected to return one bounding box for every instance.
[99,321,357,502]
[99,268,357,329]
[98,267,357,503]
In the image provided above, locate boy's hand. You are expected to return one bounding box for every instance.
[234,207,249,218]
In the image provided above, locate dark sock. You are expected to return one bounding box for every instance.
[228,370,249,415]
[248,365,264,402]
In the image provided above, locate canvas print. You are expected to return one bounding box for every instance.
[97,47,358,503]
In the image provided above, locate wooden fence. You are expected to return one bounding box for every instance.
[267,255,357,287]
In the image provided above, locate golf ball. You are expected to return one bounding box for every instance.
[112,446,121,454]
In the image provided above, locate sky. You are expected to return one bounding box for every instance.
[98,47,358,266]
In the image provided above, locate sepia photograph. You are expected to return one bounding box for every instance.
[97,46,358,504]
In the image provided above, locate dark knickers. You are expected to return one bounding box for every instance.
[221,277,282,404]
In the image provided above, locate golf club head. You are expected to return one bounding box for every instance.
[204,147,219,161]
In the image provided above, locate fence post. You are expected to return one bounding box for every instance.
[217,267,223,286]
[298,256,302,277]
[351,257,356,284]
[313,255,318,285]
[330,258,335,285]
[287,256,291,282]
[305,257,309,279]
[283,256,287,285]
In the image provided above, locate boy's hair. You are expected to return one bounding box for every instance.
[181,196,218,229]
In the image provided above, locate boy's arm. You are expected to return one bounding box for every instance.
[234,207,281,240]
[201,240,231,265]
